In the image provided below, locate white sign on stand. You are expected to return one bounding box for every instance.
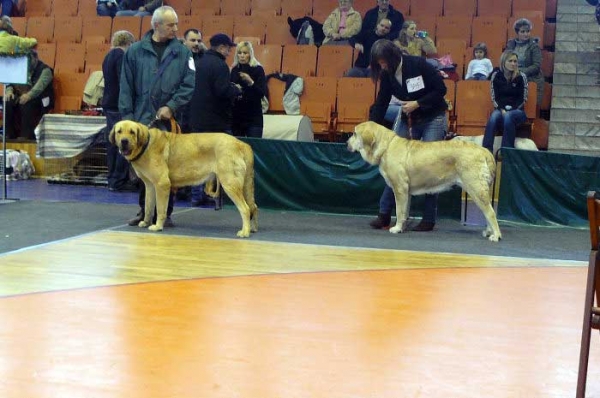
[1,55,29,202]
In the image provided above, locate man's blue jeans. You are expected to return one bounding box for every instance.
[379,113,447,223]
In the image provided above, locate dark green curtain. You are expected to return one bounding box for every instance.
[243,138,461,218]
[498,148,600,226]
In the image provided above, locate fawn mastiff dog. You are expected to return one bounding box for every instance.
[109,120,258,237]
[347,121,501,242]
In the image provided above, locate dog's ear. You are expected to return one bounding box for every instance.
[108,124,117,145]
[136,123,149,146]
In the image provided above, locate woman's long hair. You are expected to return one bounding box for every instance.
[369,39,403,83]
[397,20,416,47]
[498,49,519,80]
[231,41,262,67]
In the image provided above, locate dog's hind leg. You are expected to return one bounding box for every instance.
[243,154,258,233]
[219,172,252,238]
[463,182,502,242]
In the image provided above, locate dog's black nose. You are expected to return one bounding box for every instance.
[120,139,129,149]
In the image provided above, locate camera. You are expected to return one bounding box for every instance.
[416,30,428,38]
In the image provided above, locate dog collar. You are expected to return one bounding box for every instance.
[128,138,150,162]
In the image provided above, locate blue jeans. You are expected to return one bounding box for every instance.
[482,109,527,153]
[384,104,401,125]
[380,113,448,223]
[1,0,14,16]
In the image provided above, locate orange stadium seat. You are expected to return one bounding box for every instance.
[544,22,556,49]
[316,45,353,78]
[280,0,312,18]
[10,17,27,36]
[435,16,473,45]
[395,0,411,15]
[541,50,554,79]
[140,15,154,35]
[266,78,286,112]
[233,16,267,43]
[52,0,79,16]
[444,0,477,17]
[252,0,282,15]
[176,15,203,36]
[409,0,443,17]
[444,79,456,131]
[36,42,56,68]
[335,77,376,134]
[547,0,558,19]
[264,16,296,45]
[55,42,86,73]
[281,44,317,77]
[53,16,82,43]
[190,0,220,15]
[201,15,234,40]
[512,0,546,20]
[300,76,337,140]
[165,0,191,16]
[85,41,111,67]
[312,0,339,17]
[476,0,511,18]
[111,16,142,40]
[25,0,52,16]
[436,39,467,79]
[77,0,98,17]
[221,0,250,16]
[454,80,492,136]
[26,16,54,43]
[254,44,283,75]
[471,16,507,51]
[81,16,112,44]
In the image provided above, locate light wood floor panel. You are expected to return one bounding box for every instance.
[0,268,598,397]
[0,231,585,297]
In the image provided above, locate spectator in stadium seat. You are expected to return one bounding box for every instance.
[119,6,195,227]
[360,0,404,39]
[116,0,162,17]
[465,42,493,80]
[102,30,136,192]
[3,50,54,141]
[394,20,436,58]
[0,0,16,17]
[482,50,528,155]
[506,18,544,108]
[322,0,362,46]
[347,18,393,77]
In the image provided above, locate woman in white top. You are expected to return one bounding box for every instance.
[465,42,494,80]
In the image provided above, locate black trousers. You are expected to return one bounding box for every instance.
[4,98,44,140]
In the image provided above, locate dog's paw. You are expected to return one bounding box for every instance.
[148,224,163,232]
[488,234,501,242]
[389,225,403,234]
[139,221,149,227]
[237,229,250,238]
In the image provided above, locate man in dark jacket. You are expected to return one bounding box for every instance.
[188,33,242,133]
[4,50,54,141]
[360,0,404,39]
[119,5,195,227]
[347,18,393,77]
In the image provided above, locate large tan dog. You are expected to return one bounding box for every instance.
[109,120,258,237]
[347,121,502,242]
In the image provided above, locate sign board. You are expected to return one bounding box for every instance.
[0,56,29,84]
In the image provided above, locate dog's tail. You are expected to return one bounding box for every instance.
[204,175,221,198]
[485,150,497,184]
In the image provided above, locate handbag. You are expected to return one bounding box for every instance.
[436,54,455,70]
[261,96,269,114]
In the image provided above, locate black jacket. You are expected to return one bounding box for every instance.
[370,55,447,125]
[489,68,527,112]
[102,47,124,111]
[230,63,266,131]
[361,5,405,39]
[189,49,242,132]
[349,29,395,68]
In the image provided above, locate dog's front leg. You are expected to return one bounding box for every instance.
[149,178,171,232]
[390,187,409,234]
[139,179,155,228]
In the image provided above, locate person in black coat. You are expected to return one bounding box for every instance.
[347,17,393,77]
[188,33,242,133]
[230,41,266,138]
[360,0,405,39]
[368,39,448,232]
[102,30,137,192]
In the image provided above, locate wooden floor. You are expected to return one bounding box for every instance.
[0,231,598,397]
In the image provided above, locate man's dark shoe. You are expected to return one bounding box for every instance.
[110,181,139,192]
[191,196,213,207]
[127,211,144,226]
[412,221,435,232]
[369,213,391,229]
[163,217,175,228]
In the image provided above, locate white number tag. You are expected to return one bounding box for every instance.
[406,76,425,93]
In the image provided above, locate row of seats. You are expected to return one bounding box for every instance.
[11,13,556,51]
[22,0,558,21]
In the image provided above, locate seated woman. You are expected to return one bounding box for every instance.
[321,0,362,46]
[393,20,437,58]
[505,18,543,108]
[482,50,528,154]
